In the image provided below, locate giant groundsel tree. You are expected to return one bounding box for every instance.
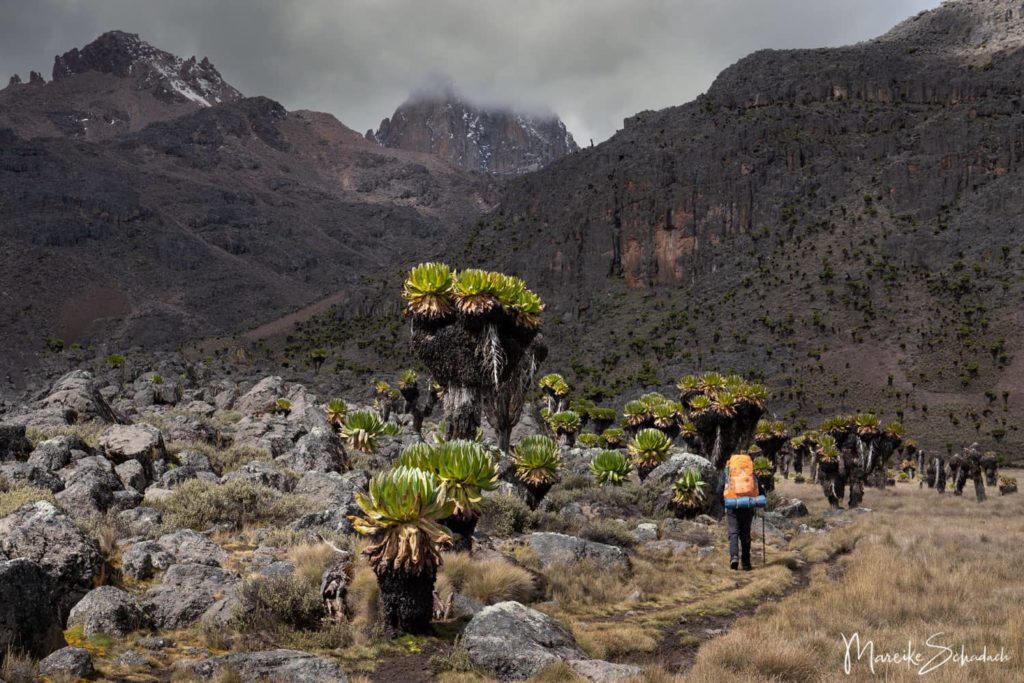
[403,263,547,450]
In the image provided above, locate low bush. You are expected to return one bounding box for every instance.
[167,441,271,476]
[477,493,534,537]
[153,479,320,530]
[578,519,638,548]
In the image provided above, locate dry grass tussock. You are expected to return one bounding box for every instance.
[26,422,105,448]
[0,484,57,517]
[685,479,1024,682]
[436,552,536,606]
[165,440,271,476]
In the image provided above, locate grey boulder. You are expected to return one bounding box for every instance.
[68,585,149,637]
[178,649,348,682]
[275,427,348,473]
[156,529,226,567]
[0,501,102,616]
[142,564,240,629]
[38,646,94,679]
[463,601,586,680]
[524,532,631,572]
[0,558,66,658]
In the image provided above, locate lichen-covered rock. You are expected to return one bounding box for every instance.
[156,529,226,566]
[645,451,716,488]
[0,501,102,616]
[142,563,240,629]
[37,370,124,424]
[463,601,586,680]
[67,585,149,636]
[567,659,644,682]
[116,506,163,538]
[99,423,167,470]
[275,427,348,473]
[26,435,91,471]
[0,558,66,658]
[221,460,294,491]
[38,646,94,679]
[121,541,175,580]
[523,532,631,572]
[775,498,809,518]
[293,470,367,508]
[116,459,148,492]
[0,462,64,492]
[177,649,349,682]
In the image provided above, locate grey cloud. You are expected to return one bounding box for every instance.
[1,0,940,143]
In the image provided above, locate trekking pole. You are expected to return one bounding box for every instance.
[762,514,766,566]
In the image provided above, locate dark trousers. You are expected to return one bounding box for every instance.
[726,507,755,566]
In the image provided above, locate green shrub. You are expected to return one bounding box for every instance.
[153,479,320,530]
[234,573,325,632]
[477,493,534,537]
[579,519,637,548]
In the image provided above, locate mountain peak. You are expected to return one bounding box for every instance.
[876,0,1024,57]
[371,85,578,175]
[52,30,242,107]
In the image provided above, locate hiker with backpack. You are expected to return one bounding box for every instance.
[720,452,766,571]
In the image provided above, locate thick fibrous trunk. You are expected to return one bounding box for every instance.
[411,309,545,447]
[443,513,478,553]
[524,482,553,510]
[376,566,437,634]
[443,386,482,440]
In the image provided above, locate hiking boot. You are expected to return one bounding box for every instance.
[729,558,739,570]
[741,563,753,571]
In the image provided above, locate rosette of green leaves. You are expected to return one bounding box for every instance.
[628,428,672,470]
[590,449,633,486]
[349,466,454,574]
[398,440,497,516]
[512,435,563,486]
[403,262,455,318]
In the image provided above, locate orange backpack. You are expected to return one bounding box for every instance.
[724,454,759,499]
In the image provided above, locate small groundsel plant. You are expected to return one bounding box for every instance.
[341,409,400,454]
[672,468,708,513]
[512,435,563,507]
[589,450,633,486]
[628,428,672,479]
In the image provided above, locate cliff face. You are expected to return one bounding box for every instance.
[370,88,578,175]
[0,31,242,141]
[459,0,1024,457]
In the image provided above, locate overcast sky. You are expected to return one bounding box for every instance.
[1,0,941,143]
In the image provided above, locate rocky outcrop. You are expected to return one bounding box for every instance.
[52,30,242,107]
[372,83,578,175]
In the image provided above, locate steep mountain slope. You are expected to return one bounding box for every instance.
[0,31,241,141]
[454,0,1024,457]
[370,84,579,175]
[0,34,490,385]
